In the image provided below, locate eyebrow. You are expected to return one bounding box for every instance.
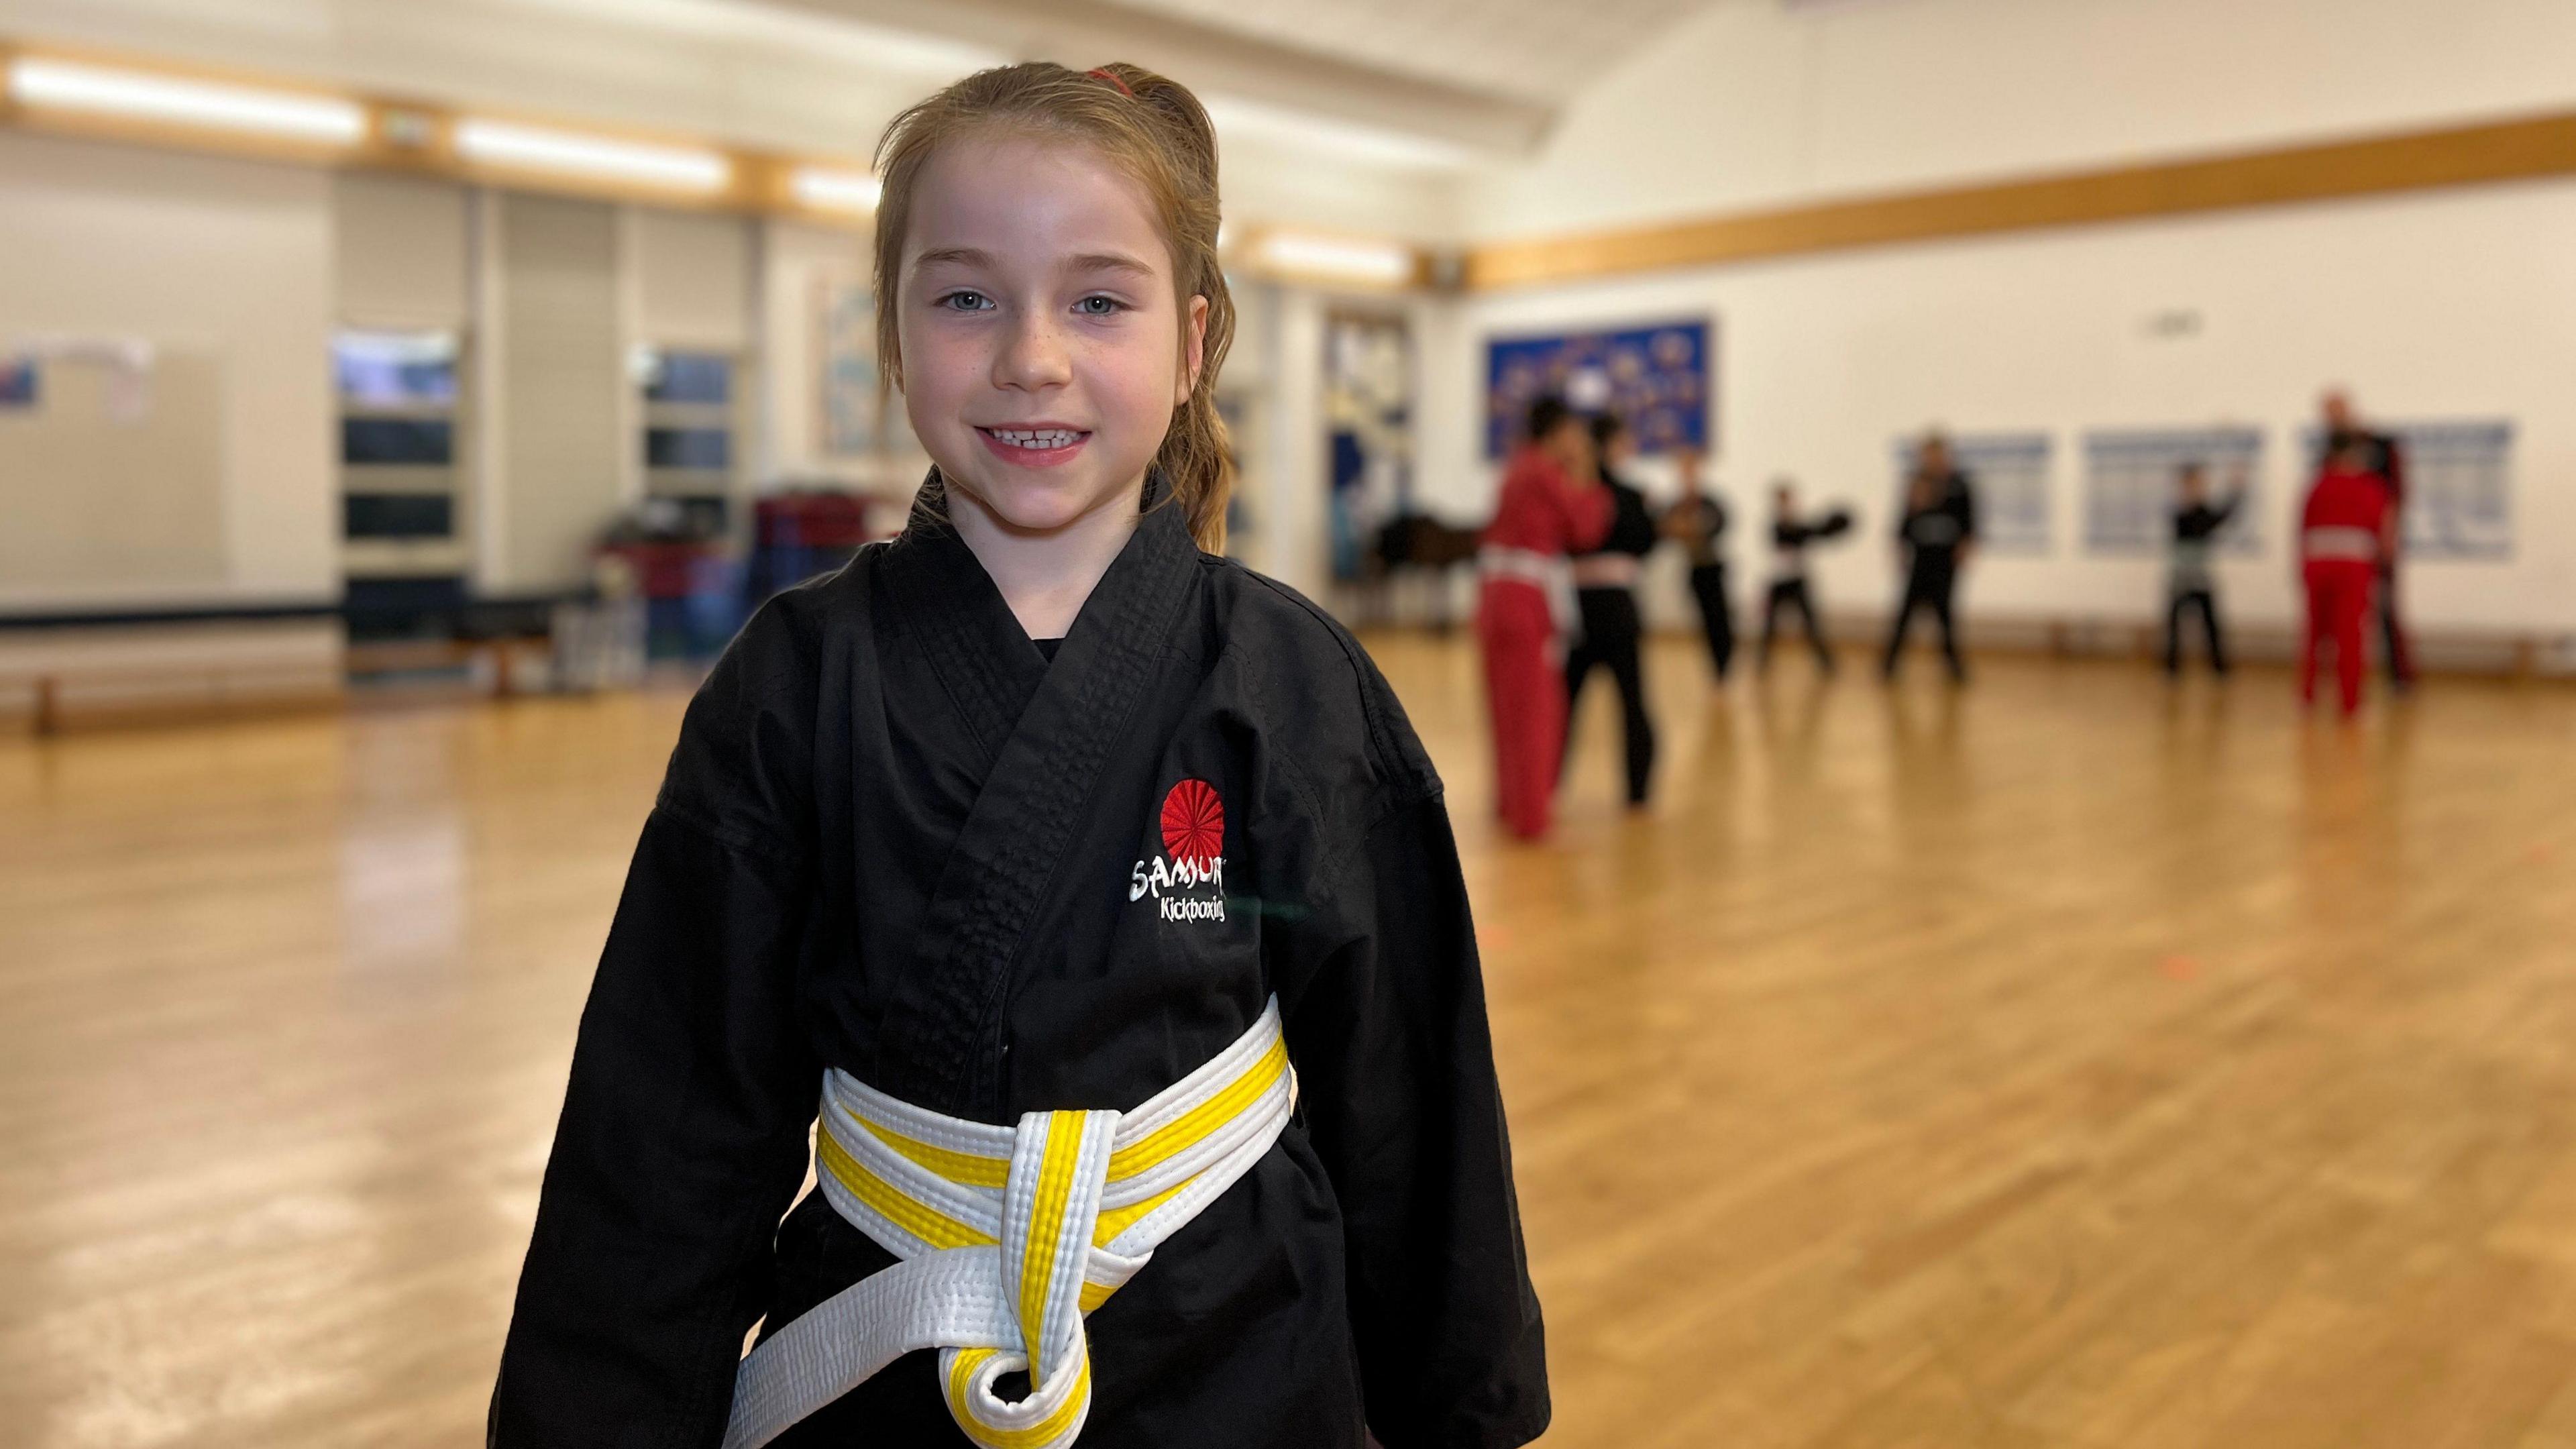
[910,246,1159,280]
[1069,251,1158,280]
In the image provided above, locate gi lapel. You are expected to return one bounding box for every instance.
[875,476,1053,769]
[876,473,1201,1116]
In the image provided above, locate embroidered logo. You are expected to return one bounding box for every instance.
[1132,778,1226,922]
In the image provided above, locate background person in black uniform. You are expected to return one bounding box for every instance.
[1760,478,1845,677]
[2165,461,2245,676]
[1662,444,1733,680]
[2320,389,2413,690]
[1560,413,1658,807]
[1882,432,1978,682]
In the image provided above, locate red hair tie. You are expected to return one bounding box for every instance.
[1086,66,1134,97]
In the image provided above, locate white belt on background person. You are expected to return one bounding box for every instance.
[2303,526,2380,563]
[722,1000,1297,1449]
[1570,554,1642,590]
[1479,545,1579,637]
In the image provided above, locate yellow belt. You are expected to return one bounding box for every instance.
[723,999,1295,1449]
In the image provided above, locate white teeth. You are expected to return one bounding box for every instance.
[986,427,1081,449]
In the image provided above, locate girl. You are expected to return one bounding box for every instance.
[489,62,1548,1449]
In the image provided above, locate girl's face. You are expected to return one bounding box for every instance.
[898,132,1208,537]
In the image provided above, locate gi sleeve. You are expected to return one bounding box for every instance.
[1283,793,1550,1449]
[490,612,824,1448]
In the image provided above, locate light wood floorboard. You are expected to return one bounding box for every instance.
[5,635,2574,1448]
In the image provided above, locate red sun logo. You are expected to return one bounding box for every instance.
[1159,778,1224,873]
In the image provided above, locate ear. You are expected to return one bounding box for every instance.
[1175,293,1210,408]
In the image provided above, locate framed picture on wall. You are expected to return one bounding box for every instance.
[814,272,878,458]
[2083,426,2263,554]
[2300,419,2513,560]
[1892,431,2054,555]
[1483,318,1711,458]
[1,356,41,410]
[1326,311,1414,581]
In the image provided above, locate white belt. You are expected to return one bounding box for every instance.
[1477,545,1556,586]
[724,1000,1296,1449]
[2304,526,2379,561]
[1479,545,1579,637]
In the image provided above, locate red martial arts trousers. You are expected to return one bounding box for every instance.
[2301,561,2374,716]
[1479,578,1564,841]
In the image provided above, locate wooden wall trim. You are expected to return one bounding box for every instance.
[1463,111,2576,291]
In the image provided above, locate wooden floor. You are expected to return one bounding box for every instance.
[6,635,2576,1448]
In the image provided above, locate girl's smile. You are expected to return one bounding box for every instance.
[974,423,1093,468]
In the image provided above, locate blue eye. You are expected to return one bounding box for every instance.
[938,290,994,312]
[1076,295,1126,317]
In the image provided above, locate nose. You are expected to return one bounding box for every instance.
[992,307,1073,393]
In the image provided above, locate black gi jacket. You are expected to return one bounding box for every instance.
[1672,492,1727,569]
[490,478,1548,1449]
[1575,474,1658,566]
[1896,471,1979,573]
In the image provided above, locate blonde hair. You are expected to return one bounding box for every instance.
[875,62,1236,552]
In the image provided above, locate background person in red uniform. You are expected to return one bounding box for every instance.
[2299,438,2398,717]
[2320,389,2413,690]
[1479,395,1611,840]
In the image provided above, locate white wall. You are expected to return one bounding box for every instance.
[335,173,470,331]
[635,209,755,352]
[1416,0,2576,644]
[1466,0,2576,242]
[0,131,335,610]
[1425,176,2576,638]
[493,193,625,594]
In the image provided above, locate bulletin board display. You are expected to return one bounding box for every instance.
[1889,432,2053,555]
[814,272,883,458]
[2302,420,2513,561]
[2083,427,2263,555]
[0,349,227,590]
[1483,319,1710,459]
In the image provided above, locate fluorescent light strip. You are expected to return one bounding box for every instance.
[455,118,731,192]
[790,166,881,213]
[6,56,366,145]
[1254,232,1417,285]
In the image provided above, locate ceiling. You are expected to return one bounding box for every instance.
[1081,0,1720,105]
[0,0,1726,224]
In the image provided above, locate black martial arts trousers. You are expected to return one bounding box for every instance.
[1882,559,1965,682]
[2165,588,2228,676]
[1562,586,1656,806]
[1759,579,1834,675]
[1688,564,1735,680]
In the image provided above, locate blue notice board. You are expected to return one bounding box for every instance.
[1484,319,1710,458]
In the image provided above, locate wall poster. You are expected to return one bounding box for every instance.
[1483,319,1710,459]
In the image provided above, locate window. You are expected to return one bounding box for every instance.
[335,327,465,580]
[635,345,737,527]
